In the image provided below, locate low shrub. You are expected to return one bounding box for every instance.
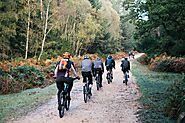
[165,74,185,122]
[0,66,45,94]
[149,53,185,73]
[137,53,150,65]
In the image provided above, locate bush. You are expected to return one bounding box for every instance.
[165,74,185,122]
[149,53,185,73]
[137,53,150,65]
[0,66,45,94]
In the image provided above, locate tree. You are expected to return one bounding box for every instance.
[124,0,185,57]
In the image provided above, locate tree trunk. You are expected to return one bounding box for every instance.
[25,0,30,59]
[40,0,43,20]
[38,1,50,61]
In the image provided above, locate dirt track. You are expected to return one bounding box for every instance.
[8,54,142,123]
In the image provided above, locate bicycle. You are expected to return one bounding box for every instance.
[58,77,79,118]
[123,71,129,85]
[83,77,91,103]
[95,70,101,90]
[106,70,113,84]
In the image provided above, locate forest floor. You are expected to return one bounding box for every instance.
[7,54,144,123]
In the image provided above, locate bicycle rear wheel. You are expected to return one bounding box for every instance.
[66,93,70,111]
[96,76,100,90]
[59,93,65,118]
[124,73,128,85]
[83,85,87,103]
[107,73,110,84]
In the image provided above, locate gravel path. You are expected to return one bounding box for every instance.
[8,54,143,123]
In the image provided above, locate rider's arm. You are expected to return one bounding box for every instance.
[105,60,107,66]
[101,62,104,72]
[112,59,115,68]
[54,62,59,77]
[128,61,131,70]
[71,62,77,77]
[91,62,95,75]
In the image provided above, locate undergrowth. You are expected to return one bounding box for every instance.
[132,62,182,123]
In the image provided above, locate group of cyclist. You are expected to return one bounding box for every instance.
[53,52,130,111]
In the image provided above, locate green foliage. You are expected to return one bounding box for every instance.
[165,75,185,122]
[88,0,102,11]
[124,0,185,57]
[132,62,182,123]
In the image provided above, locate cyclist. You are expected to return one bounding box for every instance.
[81,55,94,95]
[128,51,134,59]
[120,57,130,82]
[105,55,115,79]
[54,52,79,110]
[93,57,104,87]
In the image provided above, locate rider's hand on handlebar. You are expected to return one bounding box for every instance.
[76,76,80,80]
[53,76,57,79]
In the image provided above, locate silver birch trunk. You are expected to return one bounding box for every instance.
[38,1,50,61]
[25,0,30,59]
[40,0,43,20]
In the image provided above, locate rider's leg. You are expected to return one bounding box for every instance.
[56,77,64,110]
[64,77,74,100]
[87,72,93,95]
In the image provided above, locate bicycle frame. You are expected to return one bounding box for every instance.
[58,83,70,118]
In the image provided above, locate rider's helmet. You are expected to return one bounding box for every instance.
[96,57,101,60]
[107,55,112,59]
[63,52,71,59]
[84,55,89,59]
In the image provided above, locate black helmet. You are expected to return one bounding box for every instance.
[84,55,89,59]
[107,55,112,59]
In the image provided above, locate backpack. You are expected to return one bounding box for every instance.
[121,60,129,70]
[58,59,68,71]
[106,58,112,66]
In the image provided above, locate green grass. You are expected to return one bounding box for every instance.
[132,62,182,123]
[0,84,57,123]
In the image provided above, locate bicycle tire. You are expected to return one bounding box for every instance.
[59,93,65,118]
[96,76,100,90]
[124,73,128,85]
[83,85,87,103]
[107,73,110,84]
[66,93,70,111]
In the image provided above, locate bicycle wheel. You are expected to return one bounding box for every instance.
[83,85,87,103]
[110,73,113,83]
[124,73,128,85]
[66,93,70,111]
[96,76,100,90]
[107,73,110,84]
[59,93,65,118]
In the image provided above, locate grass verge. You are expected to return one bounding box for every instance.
[0,84,57,123]
[131,62,182,123]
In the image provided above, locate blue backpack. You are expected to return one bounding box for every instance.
[106,58,112,66]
